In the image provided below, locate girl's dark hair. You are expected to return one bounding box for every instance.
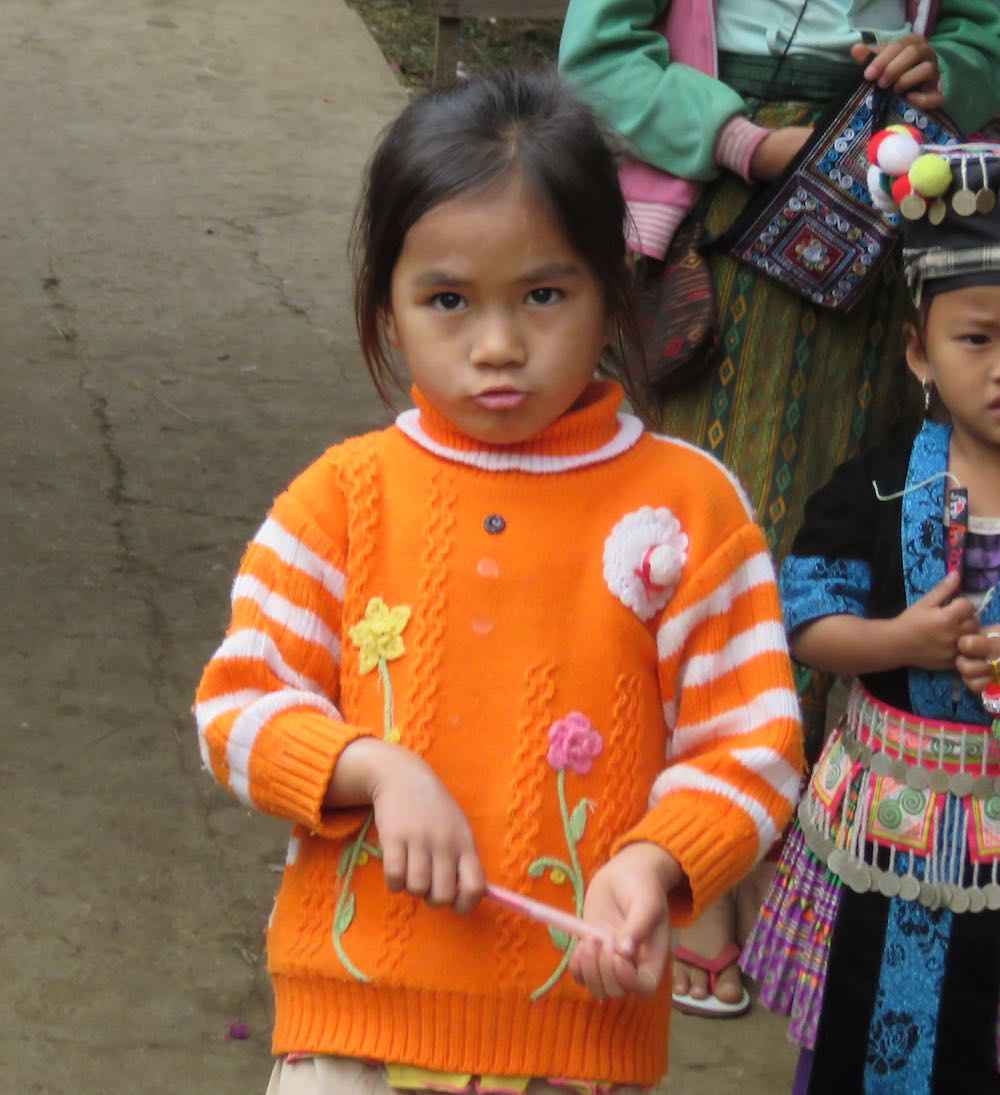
[351,67,645,409]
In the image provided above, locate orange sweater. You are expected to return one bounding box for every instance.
[195,381,802,1083]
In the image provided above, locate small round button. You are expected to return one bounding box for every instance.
[484,514,506,535]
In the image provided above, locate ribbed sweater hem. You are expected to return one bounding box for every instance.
[270,975,671,1084]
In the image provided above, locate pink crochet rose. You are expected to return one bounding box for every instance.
[547,713,603,775]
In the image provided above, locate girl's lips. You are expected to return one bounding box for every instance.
[475,389,526,410]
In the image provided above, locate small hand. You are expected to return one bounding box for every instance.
[568,842,680,999]
[956,627,1000,695]
[368,744,486,914]
[895,571,979,671]
[851,36,944,111]
[749,126,813,182]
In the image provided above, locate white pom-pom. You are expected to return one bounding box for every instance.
[876,132,921,177]
[866,164,886,203]
[646,544,682,589]
[871,187,897,212]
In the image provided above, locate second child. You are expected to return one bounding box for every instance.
[742,138,1000,1092]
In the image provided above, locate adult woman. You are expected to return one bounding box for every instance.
[559,0,1000,1019]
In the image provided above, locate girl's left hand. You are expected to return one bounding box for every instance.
[850,36,943,111]
[956,627,1000,695]
[569,842,680,999]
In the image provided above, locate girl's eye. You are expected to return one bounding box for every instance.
[431,292,466,311]
[526,287,564,306]
[960,333,990,346]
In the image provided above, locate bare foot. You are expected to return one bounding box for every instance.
[671,892,744,1005]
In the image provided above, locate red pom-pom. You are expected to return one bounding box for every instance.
[982,682,1000,716]
[866,130,892,165]
[891,175,913,204]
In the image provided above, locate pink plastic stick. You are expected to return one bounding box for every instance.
[485,883,614,947]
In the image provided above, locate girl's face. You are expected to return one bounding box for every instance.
[906,284,1000,454]
[386,174,611,445]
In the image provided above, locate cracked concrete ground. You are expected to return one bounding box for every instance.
[0,3,797,1092]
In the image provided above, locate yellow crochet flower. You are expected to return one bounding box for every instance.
[349,597,411,675]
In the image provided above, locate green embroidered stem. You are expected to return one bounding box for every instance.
[529,937,576,1000]
[556,769,585,912]
[528,855,574,880]
[378,656,394,737]
[332,811,374,982]
[529,769,590,1000]
[332,659,394,981]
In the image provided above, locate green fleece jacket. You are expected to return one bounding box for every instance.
[559,0,1000,182]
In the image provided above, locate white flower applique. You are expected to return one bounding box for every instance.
[602,507,688,620]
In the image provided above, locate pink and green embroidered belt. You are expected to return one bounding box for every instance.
[799,682,1000,915]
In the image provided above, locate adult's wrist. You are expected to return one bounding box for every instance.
[714,115,771,182]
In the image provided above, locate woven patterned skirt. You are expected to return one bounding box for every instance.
[741,683,1000,1092]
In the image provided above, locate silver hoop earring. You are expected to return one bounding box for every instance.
[922,379,933,414]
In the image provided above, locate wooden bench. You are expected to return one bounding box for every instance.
[432,1,568,88]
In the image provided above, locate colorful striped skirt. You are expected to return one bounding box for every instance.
[741,682,1000,1092]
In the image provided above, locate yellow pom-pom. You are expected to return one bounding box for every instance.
[909,153,952,198]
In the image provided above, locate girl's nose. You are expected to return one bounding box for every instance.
[470,311,526,368]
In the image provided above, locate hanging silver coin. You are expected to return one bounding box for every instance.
[918,880,938,907]
[870,752,893,776]
[928,768,951,792]
[976,188,996,214]
[928,198,947,225]
[950,771,974,796]
[901,193,928,220]
[877,871,901,898]
[908,766,931,790]
[950,889,971,914]
[848,863,872,894]
[899,875,921,902]
[890,758,910,783]
[952,188,978,216]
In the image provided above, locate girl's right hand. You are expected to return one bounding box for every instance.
[368,743,486,915]
[749,126,813,181]
[893,571,979,670]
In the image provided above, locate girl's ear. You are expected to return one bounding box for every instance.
[903,319,930,386]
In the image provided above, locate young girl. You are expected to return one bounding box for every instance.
[194,69,802,1094]
[741,139,1000,1092]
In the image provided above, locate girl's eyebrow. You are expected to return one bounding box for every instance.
[411,262,582,289]
[516,262,582,283]
[412,270,469,289]
[950,311,1000,328]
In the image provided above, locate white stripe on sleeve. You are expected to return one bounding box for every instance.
[211,628,327,695]
[649,763,776,854]
[681,621,789,688]
[254,516,346,602]
[232,573,341,662]
[670,687,801,759]
[732,746,802,810]
[657,552,775,661]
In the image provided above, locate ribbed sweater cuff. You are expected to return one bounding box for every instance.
[255,710,374,838]
[714,115,770,183]
[615,793,759,926]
